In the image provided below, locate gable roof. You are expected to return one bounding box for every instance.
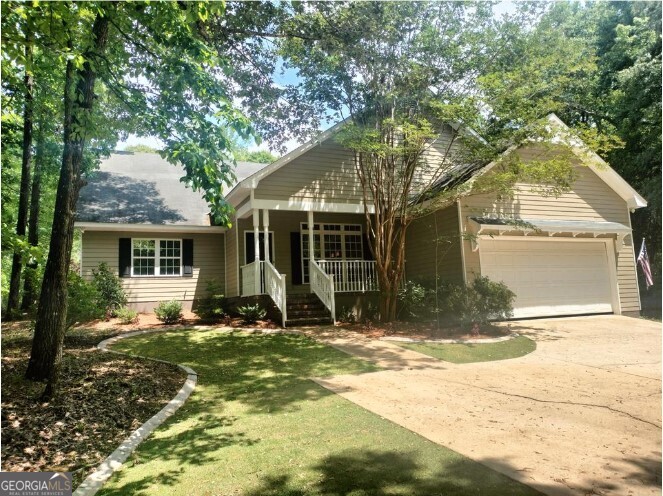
[468,114,647,210]
[76,152,268,226]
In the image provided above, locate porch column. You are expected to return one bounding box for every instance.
[307,210,315,263]
[308,210,314,294]
[262,209,270,263]
[253,209,261,294]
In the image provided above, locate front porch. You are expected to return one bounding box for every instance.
[236,208,379,327]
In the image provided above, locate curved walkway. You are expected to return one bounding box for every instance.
[312,316,662,496]
[73,330,198,496]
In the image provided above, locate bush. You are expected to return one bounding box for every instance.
[67,271,104,328]
[338,306,357,324]
[116,306,139,325]
[444,276,515,328]
[154,300,183,324]
[194,280,226,322]
[237,304,266,324]
[92,262,127,318]
[397,281,432,321]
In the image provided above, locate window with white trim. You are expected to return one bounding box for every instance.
[301,223,363,283]
[132,239,182,276]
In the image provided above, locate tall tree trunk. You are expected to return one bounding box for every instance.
[6,28,34,320]
[21,117,44,312]
[25,14,110,397]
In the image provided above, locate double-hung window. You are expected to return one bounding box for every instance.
[132,239,182,276]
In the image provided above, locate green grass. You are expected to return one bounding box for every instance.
[398,335,536,364]
[99,329,541,496]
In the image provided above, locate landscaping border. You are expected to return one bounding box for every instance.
[379,333,519,344]
[73,330,198,496]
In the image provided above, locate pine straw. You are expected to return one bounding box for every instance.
[1,323,184,489]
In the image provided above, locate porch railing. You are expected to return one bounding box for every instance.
[317,260,378,293]
[309,260,335,323]
[240,260,263,296]
[264,260,287,327]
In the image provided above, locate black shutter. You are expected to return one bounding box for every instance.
[118,238,132,277]
[290,232,302,285]
[362,234,374,260]
[245,232,254,264]
[183,239,194,277]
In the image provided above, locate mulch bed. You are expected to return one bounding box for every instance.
[336,320,512,341]
[80,310,279,332]
[1,322,184,488]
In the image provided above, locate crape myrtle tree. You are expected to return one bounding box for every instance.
[5,1,303,398]
[279,2,580,322]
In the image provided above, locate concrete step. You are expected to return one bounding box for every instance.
[287,309,330,319]
[286,317,333,326]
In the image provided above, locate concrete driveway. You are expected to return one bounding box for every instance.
[313,315,662,496]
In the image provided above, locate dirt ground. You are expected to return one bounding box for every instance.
[313,315,662,496]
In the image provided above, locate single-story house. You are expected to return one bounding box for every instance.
[75,114,647,326]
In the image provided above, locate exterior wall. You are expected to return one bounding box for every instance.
[237,211,369,294]
[459,144,640,312]
[225,216,239,297]
[405,203,464,285]
[254,139,362,203]
[82,230,225,310]
[253,125,462,205]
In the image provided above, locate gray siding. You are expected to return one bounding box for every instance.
[405,204,464,285]
[82,230,225,307]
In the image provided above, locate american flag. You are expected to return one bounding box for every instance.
[637,238,654,289]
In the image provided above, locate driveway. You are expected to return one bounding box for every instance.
[312,315,662,496]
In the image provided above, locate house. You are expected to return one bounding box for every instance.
[75,114,647,325]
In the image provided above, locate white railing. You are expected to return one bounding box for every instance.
[309,260,335,323]
[264,260,287,327]
[240,260,263,296]
[318,260,378,293]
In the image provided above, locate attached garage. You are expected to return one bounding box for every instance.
[479,237,620,318]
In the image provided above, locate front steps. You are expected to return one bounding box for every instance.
[286,293,333,326]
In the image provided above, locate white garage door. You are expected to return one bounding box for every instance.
[480,238,615,318]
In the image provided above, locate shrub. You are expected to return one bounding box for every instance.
[338,306,357,324]
[92,262,127,318]
[155,300,183,324]
[237,304,266,324]
[67,271,104,328]
[397,281,430,320]
[194,280,226,322]
[116,306,139,325]
[444,276,515,329]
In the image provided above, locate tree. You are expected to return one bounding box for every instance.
[234,148,278,164]
[5,18,33,319]
[7,1,297,396]
[279,2,554,321]
[478,1,662,311]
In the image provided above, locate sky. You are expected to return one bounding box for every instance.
[116,0,517,155]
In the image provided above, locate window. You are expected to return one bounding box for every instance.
[301,223,363,283]
[132,239,181,276]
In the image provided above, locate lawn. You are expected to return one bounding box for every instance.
[397,335,536,364]
[100,329,541,495]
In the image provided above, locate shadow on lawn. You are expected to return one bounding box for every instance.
[115,330,377,416]
[243,449,545,496]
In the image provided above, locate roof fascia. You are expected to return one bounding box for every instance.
[75,222,226,233]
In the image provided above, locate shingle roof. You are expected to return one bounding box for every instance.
[76,152,268,225]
